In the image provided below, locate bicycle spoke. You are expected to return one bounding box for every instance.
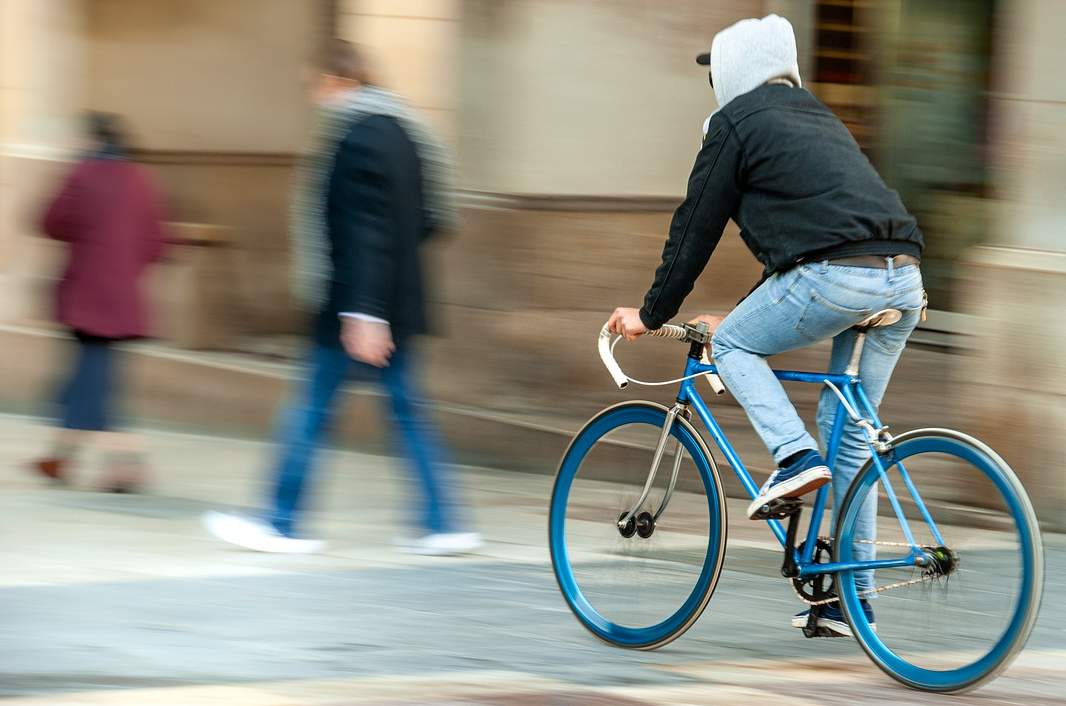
[835,430,1043,693]
[549,402,727,649]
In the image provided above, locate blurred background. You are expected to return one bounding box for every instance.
[0,0,1063,528]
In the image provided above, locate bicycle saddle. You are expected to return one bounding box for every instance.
[855,308,902,330]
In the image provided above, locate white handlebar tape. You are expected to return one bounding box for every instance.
[701,348,726,395]
[599,323,694,389]
[647,324,687,340]
[598,323,629,388]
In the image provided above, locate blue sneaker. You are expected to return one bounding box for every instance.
[746,450,831,520]
[791,599,877,637]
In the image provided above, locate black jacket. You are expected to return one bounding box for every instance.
[640,84,923,329]
[313,114,431,349]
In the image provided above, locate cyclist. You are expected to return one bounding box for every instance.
[608,14,925,636]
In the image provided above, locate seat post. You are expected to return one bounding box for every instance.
[844,309,901,377]
[845,331,867,377]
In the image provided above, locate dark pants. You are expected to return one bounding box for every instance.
[59,337,117,432]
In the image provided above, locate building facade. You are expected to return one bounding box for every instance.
[2,0,1063,524]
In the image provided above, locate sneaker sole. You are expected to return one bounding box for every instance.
[746,468,831,519]
[791,614,877,635]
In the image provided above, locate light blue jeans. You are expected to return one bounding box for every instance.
[712,260,924,590]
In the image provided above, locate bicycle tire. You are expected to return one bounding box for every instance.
[548,401,728,649]
[834,428,1044,693]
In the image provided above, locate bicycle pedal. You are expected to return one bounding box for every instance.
[751,497,804,520]
[802,625,849,639]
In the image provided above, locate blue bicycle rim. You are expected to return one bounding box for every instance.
[835,431,1042,692]
[548,402,726,649]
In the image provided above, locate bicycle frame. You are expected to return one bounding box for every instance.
[673,354,945,578]
[558,323,1042,689]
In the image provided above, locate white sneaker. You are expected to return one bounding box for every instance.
[396,532,484,556]
[202,511,326,554]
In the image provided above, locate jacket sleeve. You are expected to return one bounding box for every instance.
[639,117,744,329]
[41,163,87,243]
[331,116,404,320]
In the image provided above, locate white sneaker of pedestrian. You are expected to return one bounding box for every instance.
[202,511,326,554]
[396,532,484,556]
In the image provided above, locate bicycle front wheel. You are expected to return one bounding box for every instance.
[548,401,727,650]
[835,428,1044,693]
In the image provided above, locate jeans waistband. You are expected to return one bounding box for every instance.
[827,254,920,269]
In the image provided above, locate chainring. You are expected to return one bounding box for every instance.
[791,538,836,605]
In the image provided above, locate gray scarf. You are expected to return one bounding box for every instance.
[289,86,460,309]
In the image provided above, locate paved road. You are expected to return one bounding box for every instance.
[1,413,1062,705]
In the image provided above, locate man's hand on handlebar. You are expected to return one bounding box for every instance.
[608,307,648,341]
[610,310,727,343]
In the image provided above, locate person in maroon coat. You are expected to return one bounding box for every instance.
[30,112,166,491]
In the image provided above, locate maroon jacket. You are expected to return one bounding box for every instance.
[42,158,166,339]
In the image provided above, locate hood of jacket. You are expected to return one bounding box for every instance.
[710,14,802,111]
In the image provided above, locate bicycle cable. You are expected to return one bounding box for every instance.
[608,335,708,387]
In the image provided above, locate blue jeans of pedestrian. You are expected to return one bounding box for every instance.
[266,344,458,538]
[711,260,924,590]
[59,338,117,432]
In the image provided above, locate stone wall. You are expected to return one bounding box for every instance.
[0,0,86,327]
[85,0,317,153]
[0,0,319,332]
[429,197,763,419]
[136,152,299,339]
[454,0,766,196]
[956,247,1066,531]
[956,0,1066,531]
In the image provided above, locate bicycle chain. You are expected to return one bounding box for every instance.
[791,536,941,606]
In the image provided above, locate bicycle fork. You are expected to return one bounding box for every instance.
[616,402,689,538]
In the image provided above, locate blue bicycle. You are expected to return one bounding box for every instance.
[548,312,1043,693]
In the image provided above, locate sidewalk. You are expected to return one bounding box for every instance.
[0,324,971,486]
[1,412,1063,706]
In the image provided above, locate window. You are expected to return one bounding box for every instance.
[813,0,867,85]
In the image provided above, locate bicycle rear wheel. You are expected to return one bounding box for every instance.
[835,428,1044,693]
[548,401,727,649]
